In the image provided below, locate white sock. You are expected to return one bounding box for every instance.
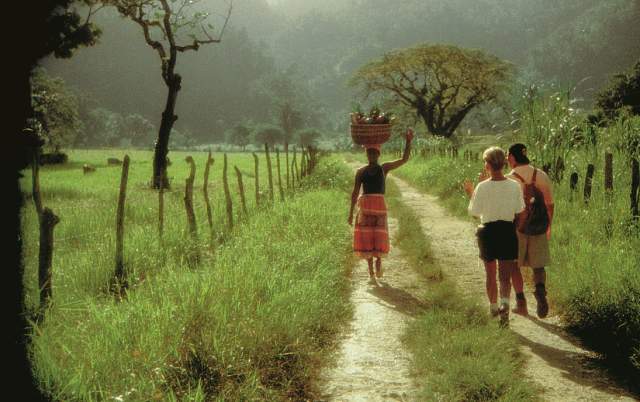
[500,297,510,306]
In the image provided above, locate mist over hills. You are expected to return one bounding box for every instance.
[43,0,640,142]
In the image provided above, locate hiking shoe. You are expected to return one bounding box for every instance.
[498,303,509,327]
[512,297,528,316]
[534,286,549,319]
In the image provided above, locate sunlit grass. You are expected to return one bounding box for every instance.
[23,150,355,400]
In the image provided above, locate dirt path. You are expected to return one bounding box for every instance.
[318,213,428,401]
[390,174,638,402]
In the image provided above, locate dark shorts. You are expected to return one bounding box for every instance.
[476,220,518,262]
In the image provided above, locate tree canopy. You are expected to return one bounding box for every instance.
[594,59,640,122]
[351,44,513,138]
[30,68,83,153]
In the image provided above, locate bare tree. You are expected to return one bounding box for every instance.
[106,0,233,188]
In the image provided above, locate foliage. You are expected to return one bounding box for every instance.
[610,115,640,160]
[514,85,586,181]
[123,114,155,148]
[592,59,640,123]
[225,123,252,150]
[351,44,513,138]
[169,128,197,149]
[32,0,102,62]
[83,107,124,147]
[295,128,321,147]
[253,124,284,147]
[30,68,83,153]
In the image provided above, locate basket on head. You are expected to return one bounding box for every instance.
[350,124,392,146]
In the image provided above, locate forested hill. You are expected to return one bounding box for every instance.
[43,0,640,141]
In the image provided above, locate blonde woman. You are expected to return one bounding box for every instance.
[464,147,525,326]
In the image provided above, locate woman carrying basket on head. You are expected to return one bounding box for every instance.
[348,128,414,279]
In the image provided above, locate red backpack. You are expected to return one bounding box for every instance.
[512,168,549,235]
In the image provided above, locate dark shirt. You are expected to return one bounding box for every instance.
[362,164,385,194]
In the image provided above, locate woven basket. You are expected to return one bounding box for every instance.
[350,124,392,146]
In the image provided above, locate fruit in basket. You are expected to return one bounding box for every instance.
[350,106,393,125]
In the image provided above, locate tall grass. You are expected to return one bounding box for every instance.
[22,150,355,400]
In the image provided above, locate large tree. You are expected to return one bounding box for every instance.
[106,0,232,188]
[351,44,513,138]
[10,0,101,398]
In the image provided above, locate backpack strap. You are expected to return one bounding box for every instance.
[531,168,538,184]
[512,171,527,184]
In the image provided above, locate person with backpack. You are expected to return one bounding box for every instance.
[506,143,554,319]
[463,147,525,326]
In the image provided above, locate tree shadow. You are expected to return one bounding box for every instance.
[512,331,639,399]
[523,315,640,396]
[366,280,428,317]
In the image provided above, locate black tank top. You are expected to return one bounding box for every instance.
[362,164,385,194]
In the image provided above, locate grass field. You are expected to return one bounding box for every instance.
[21,150,355,400]
[392,150,640,386]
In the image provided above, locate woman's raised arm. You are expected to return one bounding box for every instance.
[382,129,414,174]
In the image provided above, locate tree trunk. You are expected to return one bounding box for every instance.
[152,74,182,189]
[10,65,47,401]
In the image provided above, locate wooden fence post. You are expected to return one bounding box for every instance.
[115,155,130,285]
[265,143,274,203]
[276,147,285,202]
[203,151,215,237]
[554,156,565,183]
[301,149,307,177]
[223,154,233,229]
[291,148,297,189]
[584,163,595,204]
[159,169,165,244]
[604,152,613,193]
[632,158,639,219]
[234,166,248,216]
[569,172,579,202]
[184,156,197,240]
[285,142,290,190]
[252,152,260,207]
[294,147,301,186]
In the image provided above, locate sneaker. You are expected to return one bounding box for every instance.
[534,286,549,319]
[512,297,528,316]
[498,303,509,327]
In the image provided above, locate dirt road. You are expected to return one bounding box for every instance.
[390,174,637,402]
[319,161,636,401]
[318,215,425,401]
